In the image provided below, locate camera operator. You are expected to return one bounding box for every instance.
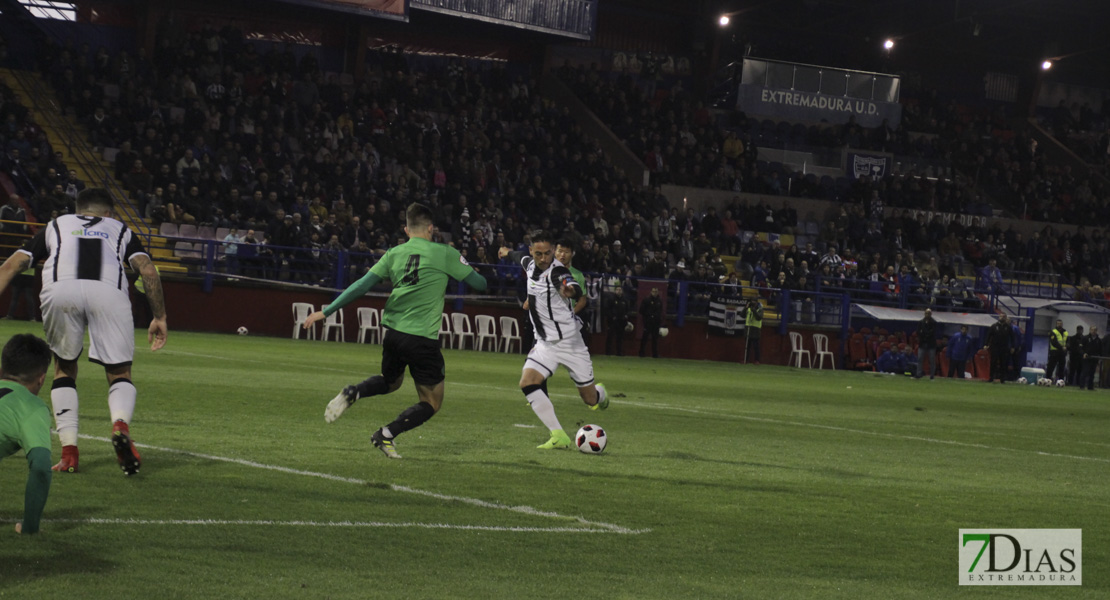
[741,298,764,364]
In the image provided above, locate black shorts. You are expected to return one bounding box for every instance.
[381,327,445,386]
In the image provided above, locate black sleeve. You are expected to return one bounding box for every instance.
[510,251,528,268]
[549,266,583,299]
[20,227,49,263]
[123,233,149,267]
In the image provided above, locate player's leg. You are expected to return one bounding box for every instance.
[324,328,405,423]
[50,356,80,472]
[563,336,608,411]
[86,282,141,475]
[41,284,86,473]
[522,342,571,449]
[105,364,141,476]
[371,333,444,458]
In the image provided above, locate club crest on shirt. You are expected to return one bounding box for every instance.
[459,255,469,266]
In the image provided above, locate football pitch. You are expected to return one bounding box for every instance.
[1,321,1107,599]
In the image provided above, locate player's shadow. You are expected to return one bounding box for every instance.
[0,508,117,586]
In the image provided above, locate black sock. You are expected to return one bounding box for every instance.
[384,402,436,438]
[356,375,390,399]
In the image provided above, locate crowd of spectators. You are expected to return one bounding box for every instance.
[560,62,1110,227]
[6,23,1110,319]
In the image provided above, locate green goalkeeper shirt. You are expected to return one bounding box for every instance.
[0,380,53,534]
[324,237,484,340]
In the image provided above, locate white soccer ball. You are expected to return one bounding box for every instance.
[1056,379,1066,387]
[624,322,634,333]
[1017,377,1027,385]
[237,326,249,336]
[658,327,669,337]
[575,424,607,454]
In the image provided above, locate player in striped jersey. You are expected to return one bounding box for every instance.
[0,188,167,476]
[499,231,608,449]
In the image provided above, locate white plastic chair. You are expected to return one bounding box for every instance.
[438,313,453,348]
[323,308,345,342]
[357,307,381,344]
[813,333,836,370]
[293,303,316,340]
[788,331,812,368]
[475,315,498,351]
[451,313,474,350]
[499,316,522,353]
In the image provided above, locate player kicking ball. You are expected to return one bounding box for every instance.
[304,203,488,458]
[499,233,608,450]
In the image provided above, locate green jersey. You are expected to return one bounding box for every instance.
[0,380,51,461]
[568,265,585,290]
[369,237,476,340]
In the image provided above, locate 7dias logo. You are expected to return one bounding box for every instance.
[959,529,1081,586]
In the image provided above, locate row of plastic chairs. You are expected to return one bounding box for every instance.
[291,302,523,353]
[787,331,836,370]
[438,312,522,353]
[160,222,233,242]
[291,302,381,343]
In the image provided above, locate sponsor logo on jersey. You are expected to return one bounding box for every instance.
[459,255,469,265]
[71,229,111,240]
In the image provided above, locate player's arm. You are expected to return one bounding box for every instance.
[446,246,487,291]
[463,270,488,292]
[550,267,582,300]
[130,254,168,351]
[497,247,526,267]
[573,295,587,314]
[305,269,384,329]
[19,447,52,534]
[0,251,32,297]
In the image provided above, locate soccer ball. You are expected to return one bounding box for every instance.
[575,424,607,454]
[1056,379,1066,387]
[237,326,249,336]
[1038,377,1050,386]
[1017,377,1027,385]
[624,322,635,333]
[658,327,669,337]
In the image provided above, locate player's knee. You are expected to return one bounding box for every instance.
[387,376,404,392]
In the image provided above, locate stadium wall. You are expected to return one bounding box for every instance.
[114,280,814,365]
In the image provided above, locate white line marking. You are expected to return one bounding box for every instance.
[77,434,649,535]
[615,400,1110,464]
[161,348,1110,464]
[512,424,537,428]
[0,517,628,533]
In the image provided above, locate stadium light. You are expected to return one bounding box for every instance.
[1041,60,1053,71]
[719,15,730,27]
[883,39,895,50]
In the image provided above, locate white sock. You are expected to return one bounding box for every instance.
[525,388,563,432]
[380,426,394,439]
[108,379,137,424]
[51,380,79,447]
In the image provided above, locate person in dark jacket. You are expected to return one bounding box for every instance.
[946,324,973,378]
[604,285,631,356]
[915,308,938,379]
[1081,325,1101,391]
[986,314,1013,383]
[639,286,663,358]
[1066,325,1085,386]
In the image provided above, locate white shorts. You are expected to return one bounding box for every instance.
[524,335,595,387]
[40,281,135,366]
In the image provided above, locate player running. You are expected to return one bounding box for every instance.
[0,188,167,476]
[498,231,608,450]
[305,203,488,458]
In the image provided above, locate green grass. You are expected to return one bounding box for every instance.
[0,320,1107,599]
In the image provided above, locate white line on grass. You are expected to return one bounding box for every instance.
[0,517,627,533]
[77,434,649,535]
[161,348,1110,464]
[613,400,1110,464]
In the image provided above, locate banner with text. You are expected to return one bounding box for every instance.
[737,84,902,128]
[708,294,745,336]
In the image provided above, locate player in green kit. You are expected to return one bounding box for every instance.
[304,203,488,458]
[0,334,54,534]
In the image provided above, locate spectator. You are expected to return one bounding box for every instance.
[603,283,631,356]
[986,314,1013,383]
[638,286,663,358]
[1081,325,1101,391]
[915,308,939,379]
[947,324,973,378]
[1067,325,1085,386]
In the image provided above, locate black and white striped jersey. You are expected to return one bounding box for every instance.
[18,214,149,293]
[521,255,582,342]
